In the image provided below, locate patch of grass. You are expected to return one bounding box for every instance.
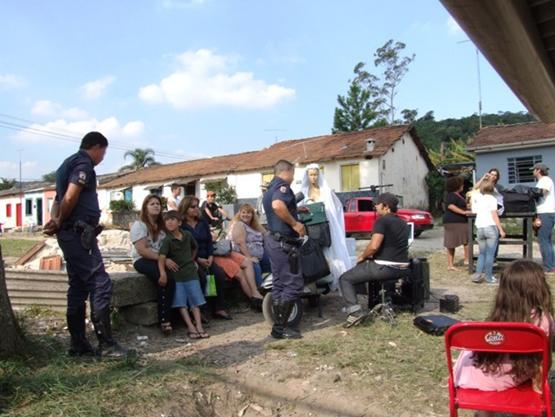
[282,314,449,415]
[0,238,43,258]
[0,335,218,417]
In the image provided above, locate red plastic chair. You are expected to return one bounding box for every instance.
[445,322,552,417]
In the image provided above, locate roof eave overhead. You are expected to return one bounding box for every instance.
[441,0,555,123]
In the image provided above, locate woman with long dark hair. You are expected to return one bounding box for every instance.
[178,195,231,319]
[130,194,177,334]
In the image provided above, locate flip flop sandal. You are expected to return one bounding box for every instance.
[188,332,201,339]
[198,331,210,339]
[343,312,369,328]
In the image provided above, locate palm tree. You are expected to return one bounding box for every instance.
[119,148,160,172]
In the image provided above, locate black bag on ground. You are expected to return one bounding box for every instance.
[300,237,330,284]
[413,314,460,336]
[501,188,536,213]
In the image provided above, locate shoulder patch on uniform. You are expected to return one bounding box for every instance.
[279,185,287,193]
[77,171,87,185]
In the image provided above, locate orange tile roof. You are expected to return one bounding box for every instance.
[468,122,555,150]
[100,125,432,189]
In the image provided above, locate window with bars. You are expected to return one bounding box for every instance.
[507,155,542,184]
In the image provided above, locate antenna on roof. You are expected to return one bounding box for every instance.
[264,129,288,143]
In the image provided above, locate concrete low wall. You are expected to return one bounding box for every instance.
[5,269,158,325]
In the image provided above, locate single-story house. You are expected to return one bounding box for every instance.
[468,122,555,187]
[0,182,53,230]
[99,125,434,212]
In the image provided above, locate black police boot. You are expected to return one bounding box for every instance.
[281,300,302,339]
[67,306,95,357]
[271,299,285,339]
[91,308,130,359]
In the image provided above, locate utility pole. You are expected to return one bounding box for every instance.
[458,40,483,129]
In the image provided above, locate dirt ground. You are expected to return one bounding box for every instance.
[8,231,551,417]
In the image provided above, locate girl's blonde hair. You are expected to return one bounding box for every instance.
[233,203,265,233]
[479,178,495,195]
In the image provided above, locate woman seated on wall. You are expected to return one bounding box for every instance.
[228,203,271,286]
[177,195,231,320]
[130,194,177,334]
[179,196,264,311]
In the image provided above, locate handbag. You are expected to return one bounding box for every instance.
[213,239,232,256]
[413,314,460,336]
[300,237,331,284]
[306,221,331,247]
[205,273,218,297]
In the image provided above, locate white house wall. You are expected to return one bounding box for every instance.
[379,132,429,209]
[22,191,44,227]
[0,196,21,229]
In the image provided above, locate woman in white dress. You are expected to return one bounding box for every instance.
[300,164,353,290]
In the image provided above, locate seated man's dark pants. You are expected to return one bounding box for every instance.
[339,260,409,314]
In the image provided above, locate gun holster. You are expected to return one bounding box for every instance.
[73,220,103,251]
[288,245,300,274]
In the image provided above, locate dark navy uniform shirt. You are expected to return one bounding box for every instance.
[263,176,298,237]
[55,150,100,226]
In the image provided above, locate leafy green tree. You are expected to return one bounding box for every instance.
[42,171,57,183]
[0,178,16,191]
[374,40,415,124]
[119,148,160,172]
[414,111,535,152]
[401,109,418,124]
[332,81,384,133]
[332,39,414,132]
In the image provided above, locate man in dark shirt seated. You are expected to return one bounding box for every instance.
[339,193,410,327]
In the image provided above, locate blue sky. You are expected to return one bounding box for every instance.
[0,0,526,180]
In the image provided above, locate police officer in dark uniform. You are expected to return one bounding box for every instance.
[44,131,128,358]
[263,160,306,339]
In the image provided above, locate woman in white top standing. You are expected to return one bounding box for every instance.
[472,179,506,284]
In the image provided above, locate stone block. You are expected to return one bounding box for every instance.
[120,301,158,326]
[111,272,157,308]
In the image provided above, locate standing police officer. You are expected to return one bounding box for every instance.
[44,132,128,358]
[263,160,306,339]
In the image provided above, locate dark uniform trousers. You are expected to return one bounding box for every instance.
[57,229,113,319]
[265,235,303,302]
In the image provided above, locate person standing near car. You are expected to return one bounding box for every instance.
[532,163,555,272]
[43,132,128,358]
[263,160,306,339]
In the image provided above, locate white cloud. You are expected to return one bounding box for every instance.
[139,49,296,109]
[0,74,25,90]
[31,100,88,120]
[13,116,145,145]
[446,16,464,36]
[0,161,39,179]
[81,76,115,100]
[31,100,60,117]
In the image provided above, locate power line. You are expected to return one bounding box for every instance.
[0,112,186,160]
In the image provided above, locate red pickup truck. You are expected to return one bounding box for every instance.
[344,197,433,237]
